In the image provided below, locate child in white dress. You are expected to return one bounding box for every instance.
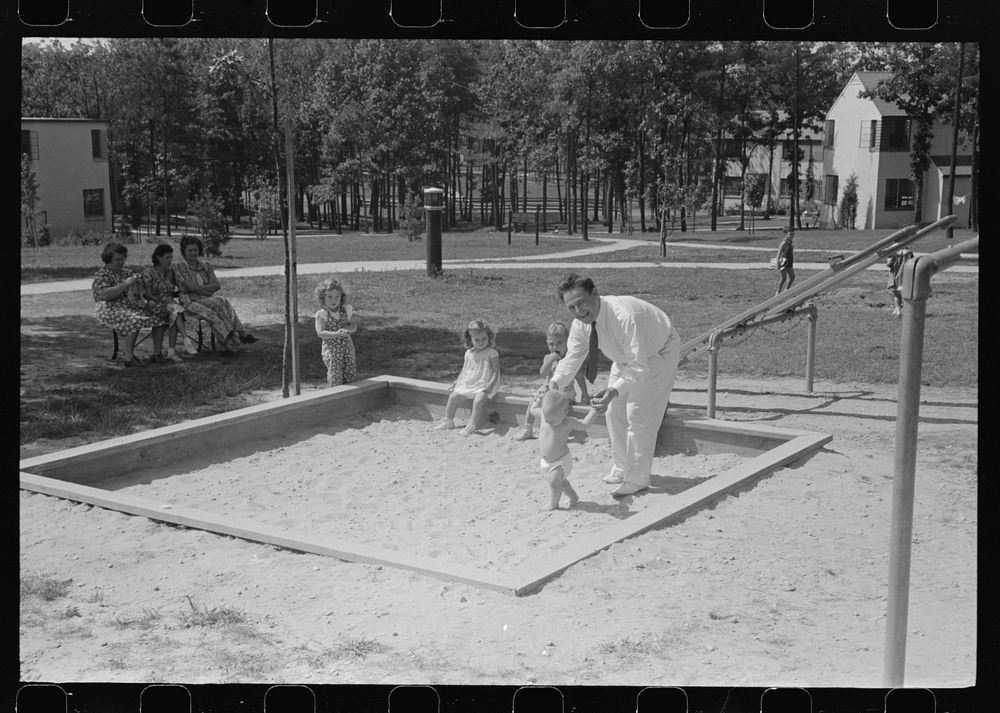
[434,319,501,435]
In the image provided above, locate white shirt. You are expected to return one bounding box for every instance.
[550,295,679,397]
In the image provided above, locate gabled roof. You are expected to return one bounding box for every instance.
[853,72,908,117]
[930,155,973,167]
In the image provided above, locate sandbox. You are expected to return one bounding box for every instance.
[19,376,831,595]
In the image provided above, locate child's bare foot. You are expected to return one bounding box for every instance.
[433,419,456,430]
[567,493,580,507]
[548,502,560,511]
[460,423,478,436]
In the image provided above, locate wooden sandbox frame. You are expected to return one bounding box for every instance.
[19,376,831,596]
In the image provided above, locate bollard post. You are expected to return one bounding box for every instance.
[423,187,444,276]
[507,210,512,245]
[535,206,540,246]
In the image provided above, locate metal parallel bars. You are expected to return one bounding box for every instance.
[679,215,958,367]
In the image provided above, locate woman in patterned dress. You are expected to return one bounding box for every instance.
[313,276,358,386]
[174,235,257,357]
[140,242,194,363]
[91,241,169,367]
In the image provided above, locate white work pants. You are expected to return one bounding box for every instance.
[606,338,679,487]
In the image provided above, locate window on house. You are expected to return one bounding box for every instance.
[860,120,877,149]
[884,178,914,211]
[823,120,835,148]
[723,176,742,196]
[91,129,104,159]
[880,118,910,151]
[21,129,39,159]
[823,175,839,204]
[780,176,808,197]
[83,189,105,219]
[719,138,741,158]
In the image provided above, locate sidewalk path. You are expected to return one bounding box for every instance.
[20,236,977,297]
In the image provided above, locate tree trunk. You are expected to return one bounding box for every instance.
[911,117,933,225]
[791,42,801,233]
[555,146,563,222]
[161,114,170,236]
[523,155,529,212]
[969,96,979,230]
[637,134,647,232]
[945,42,965,240]
[542,170,548,230]
[680,117,689,232]
[764,142,775,218]
[267,37,291,398]
[592,168,599,222]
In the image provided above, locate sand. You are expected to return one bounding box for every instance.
[19,376,977,687]
[97,403,741,575]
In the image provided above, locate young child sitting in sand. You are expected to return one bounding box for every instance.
[532,389,599,510]
[434,319,501,436]
[512,321,588,441]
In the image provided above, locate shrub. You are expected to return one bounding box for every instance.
[22,223,51,247]
[839,174,859,229]
[189,194,230,256]
[398,190,424,242]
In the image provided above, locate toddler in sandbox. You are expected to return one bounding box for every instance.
[434,319,501,435]
[513,321,588,441]
[532,389,600,510]
[314,276,358,386]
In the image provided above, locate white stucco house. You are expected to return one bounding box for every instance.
[720,121,824,215]
[21,117,113,238]
[820,71,972,230]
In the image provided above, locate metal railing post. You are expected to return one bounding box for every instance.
[882,236,978,687]
[805,306,817,393]
[707,330,722,418]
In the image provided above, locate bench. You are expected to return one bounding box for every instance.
[511,210,566,232]
[110,321,215,361]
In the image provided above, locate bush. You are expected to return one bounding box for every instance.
[839,174,859,230]
[189,194,230,256]
[22,223,51,247]
[398,190,424,242]
[115,218,132,240]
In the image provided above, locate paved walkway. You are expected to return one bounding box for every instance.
[20,236,977,297]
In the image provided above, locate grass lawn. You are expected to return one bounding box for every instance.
[20,258,978,448]
[19,225,978,282]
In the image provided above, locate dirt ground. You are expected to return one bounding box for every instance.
[19,370,977,687]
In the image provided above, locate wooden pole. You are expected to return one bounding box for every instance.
[284,124,301,395]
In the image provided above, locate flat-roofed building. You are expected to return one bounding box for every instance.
[21,117,113,239]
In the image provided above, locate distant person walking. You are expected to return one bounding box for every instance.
[774,228,795,295]
[546,274,681,497]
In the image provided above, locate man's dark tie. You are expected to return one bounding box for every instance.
[585,321,599,383]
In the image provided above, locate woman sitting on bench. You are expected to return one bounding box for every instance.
[140,242,197,362]
[174,235,257,357]
[91,241,168,367]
